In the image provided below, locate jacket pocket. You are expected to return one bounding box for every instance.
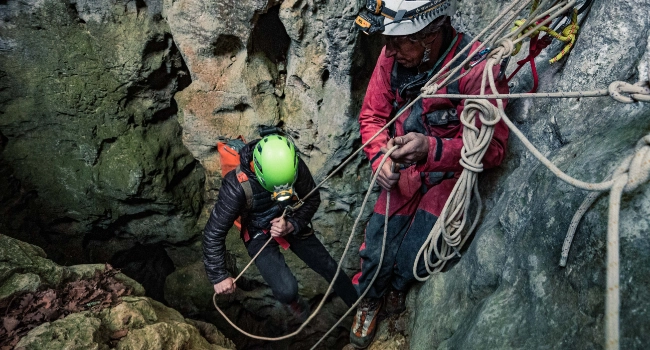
[425,108,459,126]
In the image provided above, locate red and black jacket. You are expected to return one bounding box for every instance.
[360,32,510,179]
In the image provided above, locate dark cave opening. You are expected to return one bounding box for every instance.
[0,130,6,153]
[110,243,175,303]
[135,0,147,11]
[66,3,85,24]
[321,69,330,85]
[250,6,291,64]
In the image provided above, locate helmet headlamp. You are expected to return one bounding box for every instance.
[272,184,295,202]
[354,0,457,36]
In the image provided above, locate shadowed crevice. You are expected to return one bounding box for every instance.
[110,243,175,303]
[250,6,291,64]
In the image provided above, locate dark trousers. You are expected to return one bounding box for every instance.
[353,209,439,299]
[245,233,359,307]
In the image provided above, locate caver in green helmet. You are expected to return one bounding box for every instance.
[253,135,298,201]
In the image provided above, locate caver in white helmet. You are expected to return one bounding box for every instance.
[355,0,457,36]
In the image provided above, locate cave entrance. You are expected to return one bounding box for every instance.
[250,5,291,64]
[110,243,174,303]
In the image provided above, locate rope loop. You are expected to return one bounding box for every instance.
[632,81,650,102]
[619,135,650,193]
[422,82,441,96]
[495,39,515,58]
[457,99,502,173]
[608,81,650,103]
[460,152,485,173]
[465,98,503,127]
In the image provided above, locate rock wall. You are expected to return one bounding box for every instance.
[0,1,204,267]
[408,0,650,349]
[161,0,380,347]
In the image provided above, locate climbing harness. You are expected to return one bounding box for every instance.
[212,1,650,349]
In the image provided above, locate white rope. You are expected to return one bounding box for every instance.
[414,34,650,350]
[211,147,398,342]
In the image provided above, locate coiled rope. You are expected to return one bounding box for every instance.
[414,3,650,348]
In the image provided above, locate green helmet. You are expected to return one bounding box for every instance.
[253,135,298,200]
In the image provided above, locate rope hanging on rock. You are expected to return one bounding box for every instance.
[414,3,649,350]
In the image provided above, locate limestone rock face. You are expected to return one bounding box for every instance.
[14,297,236,350]
[0,234,235,350]
[162,0,377,347]
[0,0,204,265]
[407,1,650,349]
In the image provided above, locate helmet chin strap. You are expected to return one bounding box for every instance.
[418,38,434,69]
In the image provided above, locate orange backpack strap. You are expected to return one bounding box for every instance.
[235,165,253,210]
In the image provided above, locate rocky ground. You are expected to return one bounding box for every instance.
[0,234,235,350]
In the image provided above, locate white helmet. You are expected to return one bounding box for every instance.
[355,0,457,36]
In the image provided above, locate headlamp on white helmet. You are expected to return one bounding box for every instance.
[355,0,457,36]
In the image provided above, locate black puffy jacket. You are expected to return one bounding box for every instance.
[202,140,321,285]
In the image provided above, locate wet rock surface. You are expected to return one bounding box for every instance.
[0,0,203,267]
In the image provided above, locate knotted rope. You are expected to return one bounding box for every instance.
[557,136,650,349]
[415,24,649,350]
[414,98,504,277]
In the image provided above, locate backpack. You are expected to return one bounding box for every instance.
[216,136,253,230]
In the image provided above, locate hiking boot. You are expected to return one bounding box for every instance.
[349,297,382,349]
[287,297,310,323]
[384,288,406,315]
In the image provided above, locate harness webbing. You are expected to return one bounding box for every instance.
[235,165,253,210]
